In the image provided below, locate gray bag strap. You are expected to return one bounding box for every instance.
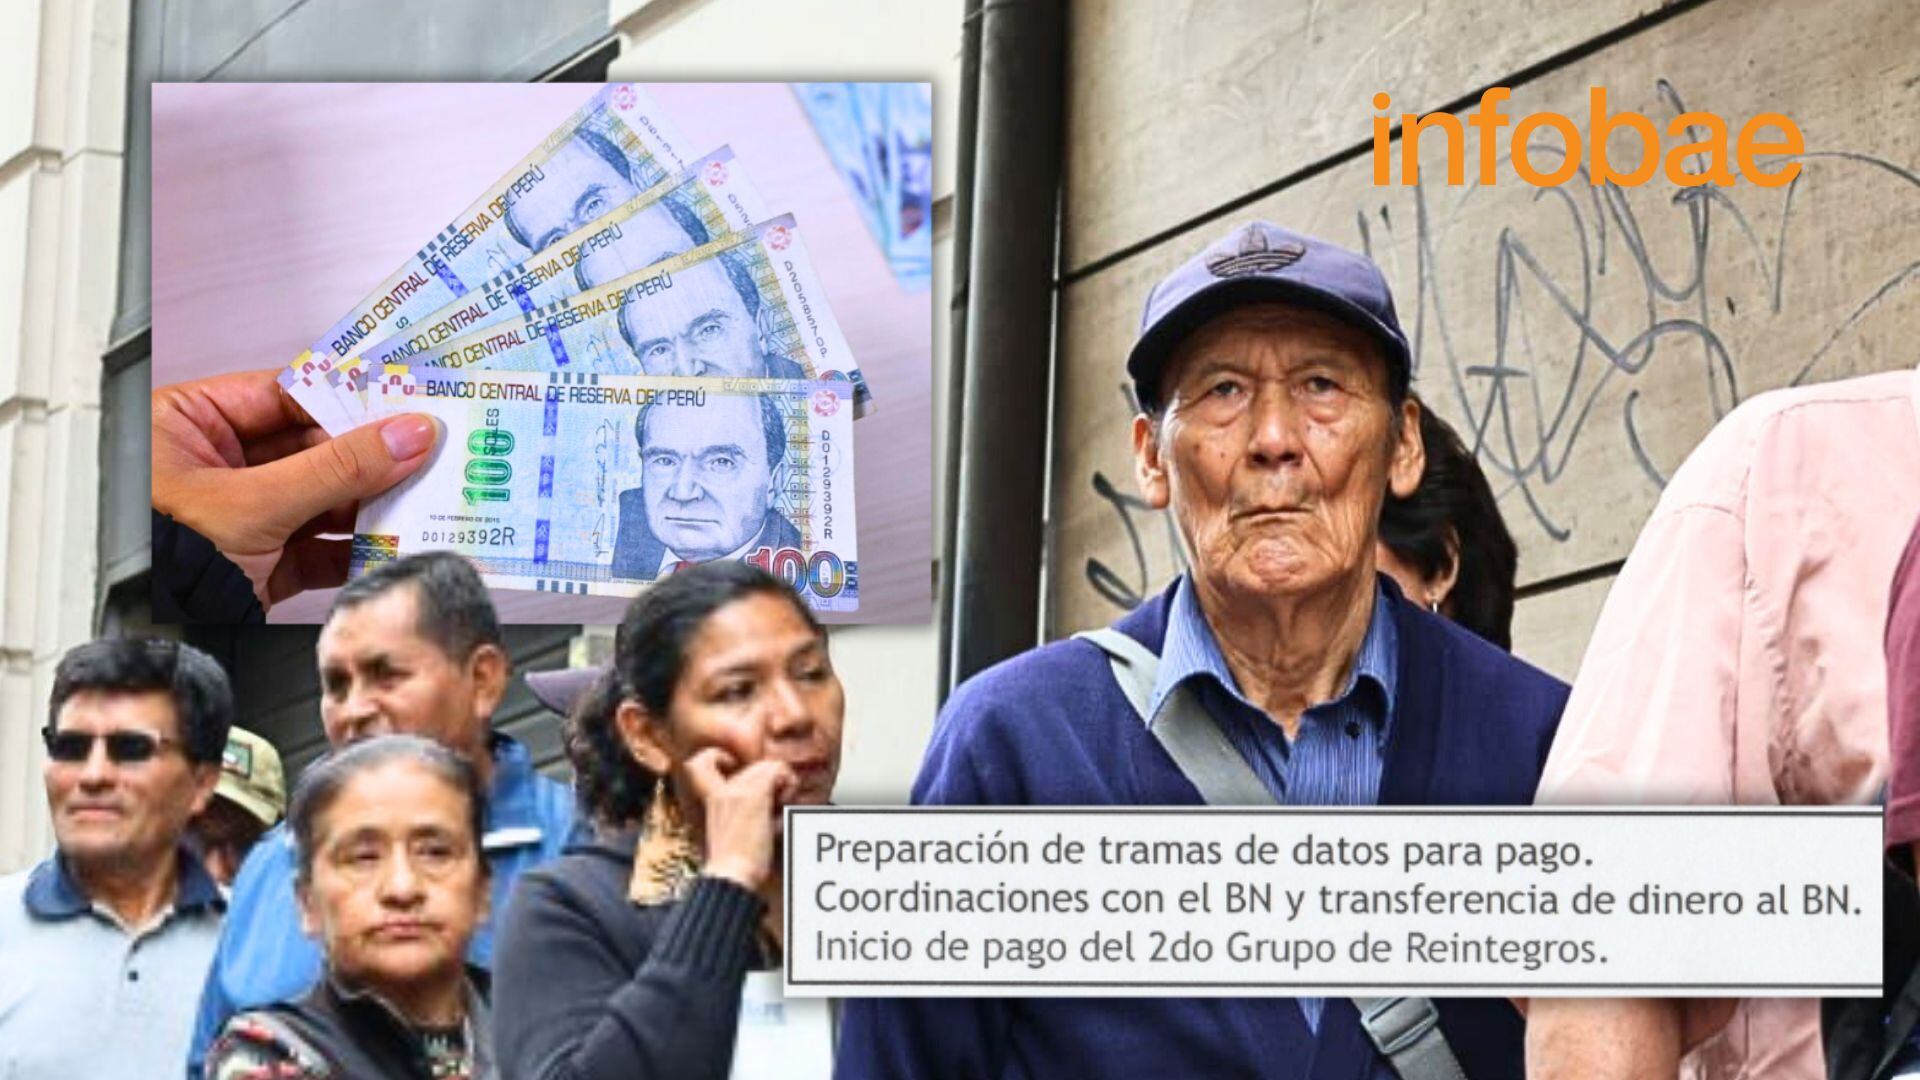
[1076,627,1469,1080]
[1077,628,1275,807]
[1349,997,1469,1080]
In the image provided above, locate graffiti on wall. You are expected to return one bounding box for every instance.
[1078,80,1920,616]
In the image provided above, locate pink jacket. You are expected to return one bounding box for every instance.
[1536,368,1920,1079]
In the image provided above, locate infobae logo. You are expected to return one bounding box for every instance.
[1372,88,1804,188]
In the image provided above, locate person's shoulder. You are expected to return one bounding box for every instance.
[925,631,1143,796]
[940,592,1170,733]
[1665,370,1920,508]
[214,824,318,989]
[1406,604,1567,708]
[919,592,1176,805]
[942,635,1117,723]
[0,864,33,931]
[0,864,32,903]
[1738,368,1917,419]
[515,840,628,910]
[502,841,637,950]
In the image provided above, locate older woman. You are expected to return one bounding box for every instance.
[492,560,842,1080]
[1376,398,1519,649]
[204,735,494,1079]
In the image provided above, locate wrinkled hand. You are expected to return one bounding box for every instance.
[684,749,797,891]
[151,369,440,610]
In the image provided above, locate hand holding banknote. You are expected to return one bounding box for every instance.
[151,369,441,609]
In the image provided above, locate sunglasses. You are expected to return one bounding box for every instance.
[42,727,183,765]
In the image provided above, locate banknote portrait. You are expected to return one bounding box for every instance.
[611,390,802,576]
[572,193,714,293]
[503,127,648,255]
[606,249,808,380]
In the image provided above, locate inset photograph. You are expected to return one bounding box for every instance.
[150,82,933,624]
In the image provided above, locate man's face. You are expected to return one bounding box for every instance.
[575,201,700,290]
[45,690,217,877]
[618,257,763,378]
[1133,303,1422,605]
[193,797,269,888]
[298,760,486,1003]
[317,585,497,766]
[640,395,777,561]
[506,135,640,254]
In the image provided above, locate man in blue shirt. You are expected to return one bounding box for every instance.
[1,638,233,1080]
[837,222,1570,1080]
[186,552,575,1075]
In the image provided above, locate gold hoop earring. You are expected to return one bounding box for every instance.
[630,781,700,906]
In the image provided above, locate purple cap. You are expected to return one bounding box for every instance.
[525,666,610,717]
[1126,221,1411,412]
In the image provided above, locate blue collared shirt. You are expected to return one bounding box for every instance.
[0,847,225,1079]
[1150,574,1398,1034]
[186,734,576,1076]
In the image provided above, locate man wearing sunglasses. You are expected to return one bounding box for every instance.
[185,551,576,1077]
[0,637,235,1079]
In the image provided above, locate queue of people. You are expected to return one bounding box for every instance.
[30,217,1913,1079]
[3,551,837,1080]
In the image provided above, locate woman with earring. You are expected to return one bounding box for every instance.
[492,560,844,1080]
[1377,397,1520,650]
[204,735,495,1080]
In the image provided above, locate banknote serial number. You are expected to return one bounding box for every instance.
[417,527,519,547]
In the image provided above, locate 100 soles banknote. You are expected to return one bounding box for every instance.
[331,145,770,424]
[283,83,689,432]
[371,213,875,417]
[351,368,859,611]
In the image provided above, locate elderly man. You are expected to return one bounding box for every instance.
[836,222,1569,1080]
[0,638,233,1078]
[186,552,575,1076]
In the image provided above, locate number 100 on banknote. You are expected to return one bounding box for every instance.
[351,368,859,611]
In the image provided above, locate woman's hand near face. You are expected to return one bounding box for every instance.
[684,749,797,891]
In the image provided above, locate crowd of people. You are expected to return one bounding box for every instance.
[22,217,1916,1079]
[0,552,844,1079]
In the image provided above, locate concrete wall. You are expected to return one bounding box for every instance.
[0,0,127,874]
[1049,0,1920,681]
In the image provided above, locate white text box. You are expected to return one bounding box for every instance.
[784,808,1880,997]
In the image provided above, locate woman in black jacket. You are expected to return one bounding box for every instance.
[204,735,495,1079]
[493,561,845,1080]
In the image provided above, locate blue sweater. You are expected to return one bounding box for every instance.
[836,581,1568,1080]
